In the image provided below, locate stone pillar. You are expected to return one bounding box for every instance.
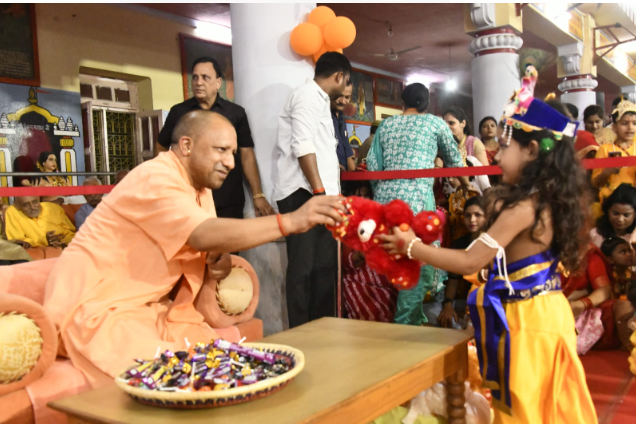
[557,42,598,125]
[622,85,636,103]
[230,3,316,335]
[468,28,523,133]
[465,3,524,133]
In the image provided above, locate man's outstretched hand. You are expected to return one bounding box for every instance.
[281,195,346,235]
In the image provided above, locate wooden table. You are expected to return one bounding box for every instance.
[49,317,472,424]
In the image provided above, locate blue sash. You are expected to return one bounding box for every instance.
[467,251,561,415]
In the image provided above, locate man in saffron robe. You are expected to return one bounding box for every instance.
[43,110,345,388]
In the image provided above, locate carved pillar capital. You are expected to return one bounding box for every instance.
[557,42,584,76]
[558,74,598,93]
[468,28,523,56]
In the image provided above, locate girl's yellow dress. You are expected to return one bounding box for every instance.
[468,251,597,423]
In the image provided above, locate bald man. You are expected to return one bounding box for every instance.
[5,196,76,248]
[75,178,103,229]
[43,110,345,388]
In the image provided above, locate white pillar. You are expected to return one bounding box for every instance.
[230,3,316,335]
[469,28,523,134]
[557,42,598,125]
[622,85,636,103]
[559,81,597,125]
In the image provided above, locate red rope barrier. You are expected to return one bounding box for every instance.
[341,156,636,181]
[0,185,115,197]
[1,156,636,195]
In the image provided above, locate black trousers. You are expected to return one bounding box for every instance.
[216,204,244,220]
[277,189,337,328]
[216,204,244,256]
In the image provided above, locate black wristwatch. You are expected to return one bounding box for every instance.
[442,298,453,306]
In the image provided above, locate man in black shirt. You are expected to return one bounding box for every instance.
[331,83,355,172]
[158,56,275,219]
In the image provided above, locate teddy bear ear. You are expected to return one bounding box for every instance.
[435,209,447,226]
[412,211,445,244]
[384,199,413,227]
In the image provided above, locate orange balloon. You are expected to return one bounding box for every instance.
[312,43,343,62]
[290,23,323,56]
[308,6,336,29]
[324,16,356,50]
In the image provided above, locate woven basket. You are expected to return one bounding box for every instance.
[115,342,304,409]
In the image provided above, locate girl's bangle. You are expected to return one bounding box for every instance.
[407,237,422,260]
[580,297,593,311]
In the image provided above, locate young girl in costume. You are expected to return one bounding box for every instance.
[379,66,596,423]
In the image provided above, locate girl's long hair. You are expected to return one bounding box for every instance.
[488,128,590,271]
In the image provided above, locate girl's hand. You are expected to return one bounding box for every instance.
[378,226,417,256]
[569,299,585,318]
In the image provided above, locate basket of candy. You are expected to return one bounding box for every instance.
[115,339,304,409]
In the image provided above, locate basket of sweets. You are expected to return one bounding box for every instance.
[115,339,304,409]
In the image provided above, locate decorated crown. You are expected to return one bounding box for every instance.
[500,65,577,140]
[611,100,636,122]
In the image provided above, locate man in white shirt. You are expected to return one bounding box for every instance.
[275,52,352,328]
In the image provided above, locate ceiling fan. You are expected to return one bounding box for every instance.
[373,24,422,61]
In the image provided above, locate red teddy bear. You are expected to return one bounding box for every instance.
[327,196,445,290]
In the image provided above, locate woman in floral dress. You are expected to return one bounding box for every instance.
[367,83,468,326]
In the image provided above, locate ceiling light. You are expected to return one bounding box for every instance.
[406,75,431,86]
[194,21,232,45]
[445,79,457,91]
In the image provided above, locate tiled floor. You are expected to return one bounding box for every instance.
[580,350,635,424]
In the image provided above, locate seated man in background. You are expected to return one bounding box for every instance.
[4,196,76,248]
[75,178,103,229]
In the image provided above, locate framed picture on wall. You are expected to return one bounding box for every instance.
[344,68,375,124]
[0,4,40,86]
[375,75,404,108]
[179,34,234,102]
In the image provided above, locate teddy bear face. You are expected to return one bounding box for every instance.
[328,197,389,252]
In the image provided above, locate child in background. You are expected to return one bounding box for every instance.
[601,237,636,350]
[379,66,596,423]
[437,196,487,329]
[592,100,636,202]
[340,180,397,323]
[583,105,616,146]
[590,183,636,247]
[446,178,477,242]
[445,139,490,244]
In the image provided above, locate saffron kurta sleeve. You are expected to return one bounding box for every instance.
[43,151,222,388]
